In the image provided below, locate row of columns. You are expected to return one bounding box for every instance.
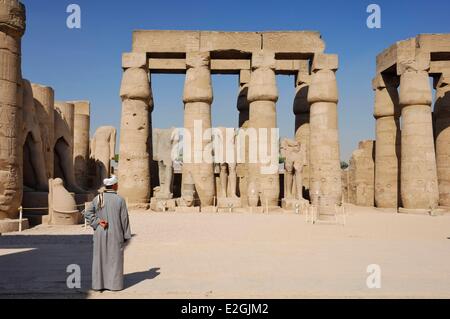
[118,51,342,207]
[373,56,450,210]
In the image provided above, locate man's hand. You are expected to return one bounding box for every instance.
[99,220,109,229]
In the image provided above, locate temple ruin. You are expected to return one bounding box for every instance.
[118,30,342,211]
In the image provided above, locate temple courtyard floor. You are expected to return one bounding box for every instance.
[1,206,450,299]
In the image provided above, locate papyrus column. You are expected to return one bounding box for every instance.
[434,72,450,207]
[399,58,439,210]
[373,74,401,208]
[71,101,90,189]
[183,51,215,206]
[32,84,55,180]
[118,53,152,204]
[247,51,279,206]
[293,64,311,194]
[307,53,341,206]
[0,0,25,219]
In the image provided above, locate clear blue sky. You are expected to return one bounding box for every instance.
[21,0,450,161]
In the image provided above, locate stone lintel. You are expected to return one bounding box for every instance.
[148,58,309,75]
[132,30,325,57]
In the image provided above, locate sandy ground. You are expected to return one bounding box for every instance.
[1,205,450,299]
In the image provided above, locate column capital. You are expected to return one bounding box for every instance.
[311,53,338,72]
[397,50,430,75]
[122,52,148,69]
[186,51,211,69]
[399,69,432,107]
[251,51,276,70]
[0,0,26,38]
[183,51,213,104]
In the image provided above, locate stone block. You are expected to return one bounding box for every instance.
[312,53,338,72]
[123,52,147,69]
[217,197,242,209]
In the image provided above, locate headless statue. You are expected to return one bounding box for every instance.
[153,128,179,199]
[280,138,307,200]
[90,126,117,189]
[21,79,49,191]
[214,127,238,198]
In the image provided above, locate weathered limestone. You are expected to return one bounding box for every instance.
[90,126,117,189]
[54,101,82,193]
[373,74,401,208]
[182,51,215,207]
[71,101,90,190]
[48,178,81,225]
[280,138,309,210]
[214,127,241,209]
[21,79,48,192]
[118,53,152,205]
[0,0,26,219]
[399,58,439,210]
[348,141,375,207]
[307,53,342,206]
[247,51,279,207]
[293,64,311,194]
[434,72,450,207]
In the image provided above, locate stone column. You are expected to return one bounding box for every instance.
[118,53,152,205]
[0,0,25,219]
[373,74,401,208]
[398,58,439,211]
[307,53,342,206]
[71,101,90,190]
[434,72,450,207]
[247,51,279,207]
[32,84,55,180]
[349,140,375,207]
[182,51,215,207]
[237,69,250,205]
[293,64,311,195]
[55,101,75,140]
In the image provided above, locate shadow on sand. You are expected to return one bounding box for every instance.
[0,234,159,298]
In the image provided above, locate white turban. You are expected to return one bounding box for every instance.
[103,175,118,186]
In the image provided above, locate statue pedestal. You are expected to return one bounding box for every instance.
[150,198,176,212]
[282,198,310,212]
[175,206,201,213]
[217,197,242,209]
[201,206,218,213]
[0,219,30,234]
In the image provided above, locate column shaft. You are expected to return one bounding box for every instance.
[373,75,401,208]
[182,51,215,207]
[247,52,279,206]
[118,53,152,204]
[307,54,341,206]
[0,1,25,219]
[72,101,90,189]
[434,74,450,206]
[399,70,439,209]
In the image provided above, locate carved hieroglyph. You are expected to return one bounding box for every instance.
[182,51,215,206]
[118,53,152,204]
[0,0,26,219]
[307,53,342,206]
[247,51,279,207]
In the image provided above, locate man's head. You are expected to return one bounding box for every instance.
[103,175,118,191]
